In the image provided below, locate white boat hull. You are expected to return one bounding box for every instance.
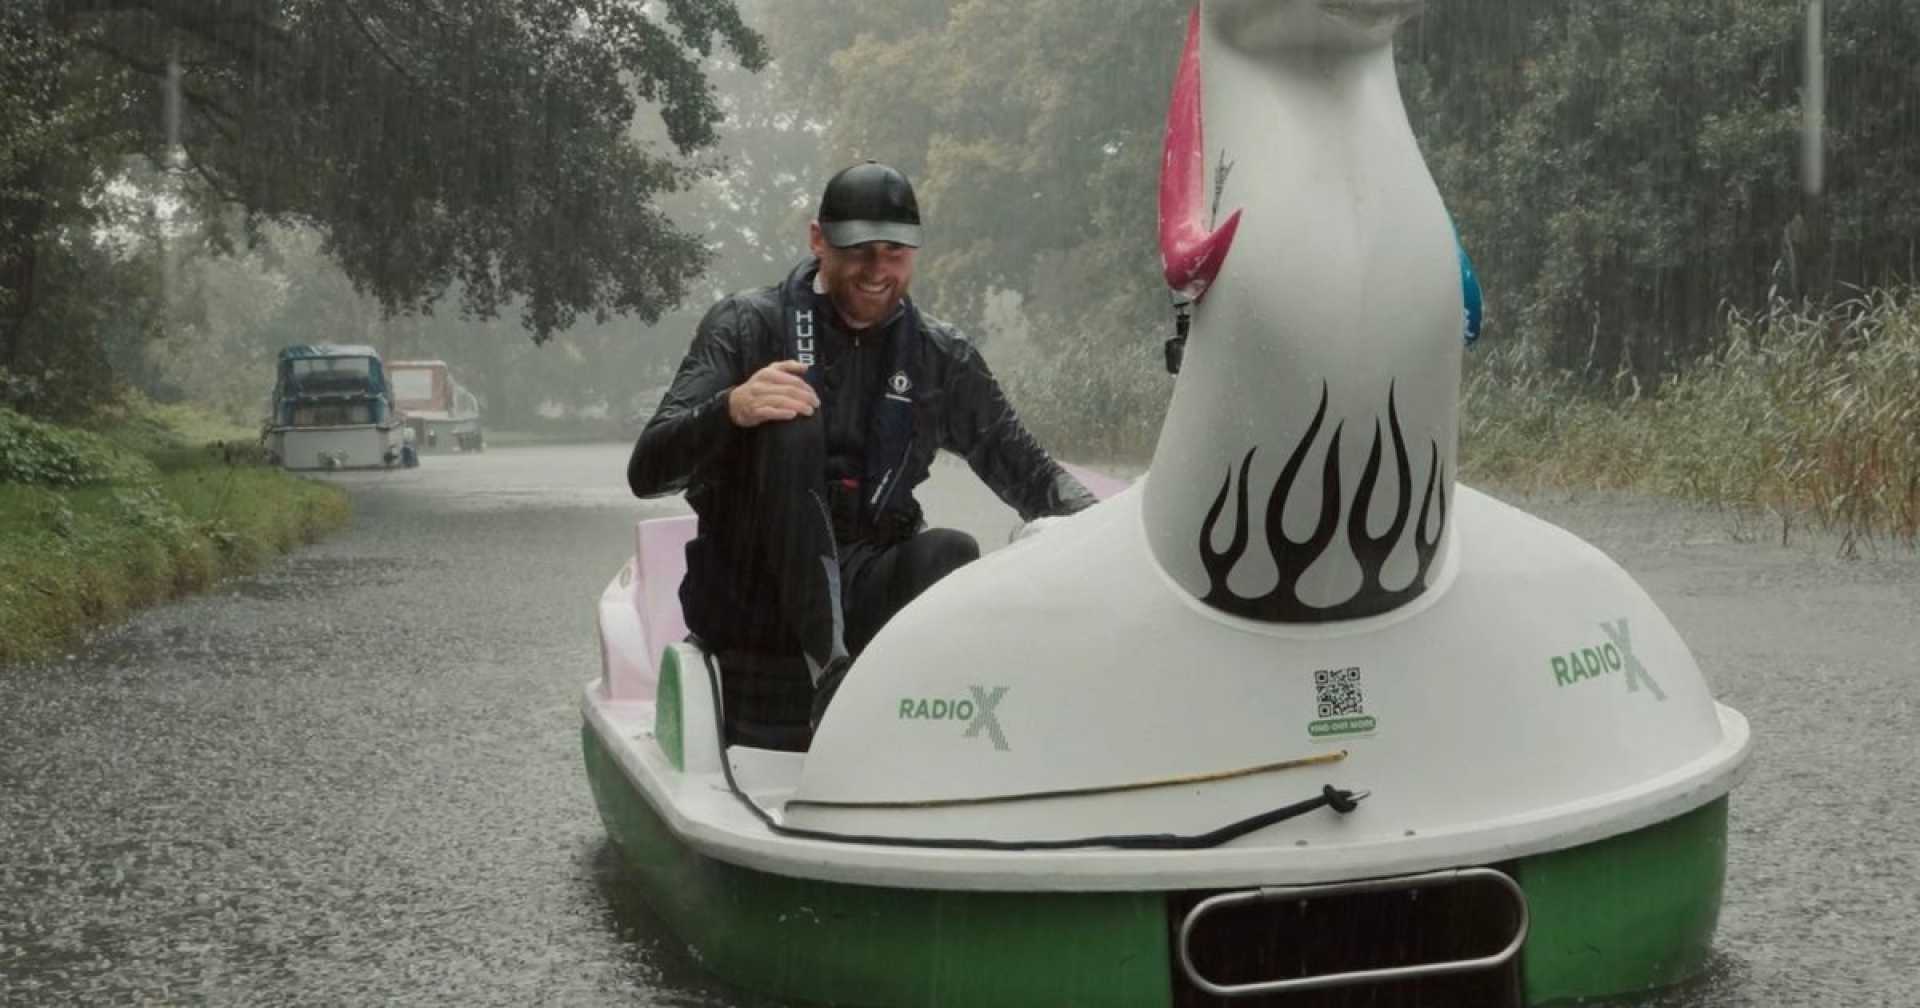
[267,423,404,471]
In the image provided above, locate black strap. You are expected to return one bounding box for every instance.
[781,260,922,523]
[700,646,1365,851]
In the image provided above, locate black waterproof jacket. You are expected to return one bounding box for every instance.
[627,268,1095,647]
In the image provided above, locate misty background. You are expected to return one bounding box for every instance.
[4,0,1916,466]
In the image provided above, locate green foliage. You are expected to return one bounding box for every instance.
[1,4,154,419]
[4,0,768,426]
[0,404,350,664]
[39,0,765,338]
[1404,0,1920,379]
[997,319,1170,463]
[0,405,155,486]
[1462,289,1920,547]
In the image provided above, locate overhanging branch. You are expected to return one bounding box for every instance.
[339,1,420,86]
[54,0,294,65]
[181,145,243,205]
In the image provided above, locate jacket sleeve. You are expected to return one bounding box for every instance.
[627,299,750,498]
[941,340,1097,522]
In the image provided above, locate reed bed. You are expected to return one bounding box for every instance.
[1461,290,1920,549]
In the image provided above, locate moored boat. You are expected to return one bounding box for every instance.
[389,358,484,453]
[263,344,407,471]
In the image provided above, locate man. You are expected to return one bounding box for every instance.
[628,160,1094,734]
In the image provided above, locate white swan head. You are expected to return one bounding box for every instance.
[1205,0,1424,53]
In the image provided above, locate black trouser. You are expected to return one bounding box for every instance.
[738,414,980,681]
[838,530,982,654]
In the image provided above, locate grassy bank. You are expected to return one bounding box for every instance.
[1462,291,1920,550]
[0,403,350,664]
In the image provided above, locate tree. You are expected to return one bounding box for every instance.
[1,4,147,416]
[1402,0,1920,380]
[3,0,765,417]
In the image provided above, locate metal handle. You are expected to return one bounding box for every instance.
[1176,866,1530,998]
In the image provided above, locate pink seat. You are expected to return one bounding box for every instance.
[635,514,696,663]
[604,470,1125,702]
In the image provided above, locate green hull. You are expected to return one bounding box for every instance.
[1518,797,1728,1005]
[583,723,1727,1007]
[584,723,1171,1007]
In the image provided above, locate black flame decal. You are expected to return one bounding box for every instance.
[1199,381,1446,622]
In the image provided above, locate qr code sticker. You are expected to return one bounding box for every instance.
[1315,667,1364,718]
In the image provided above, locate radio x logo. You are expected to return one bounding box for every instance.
[1550,618,1666,701]
[1602,619,1666,700]
[898,685,1010,751]
[962,685,1009,751]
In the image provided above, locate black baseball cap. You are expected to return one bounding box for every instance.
[817,161,923,249]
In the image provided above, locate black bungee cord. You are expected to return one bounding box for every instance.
[699,648,1364,852]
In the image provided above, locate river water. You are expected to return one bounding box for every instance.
[2,443,1915,1006]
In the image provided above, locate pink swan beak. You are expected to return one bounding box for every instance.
[1159,4,1241,302]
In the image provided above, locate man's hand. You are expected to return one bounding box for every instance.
[727,361,819,427]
